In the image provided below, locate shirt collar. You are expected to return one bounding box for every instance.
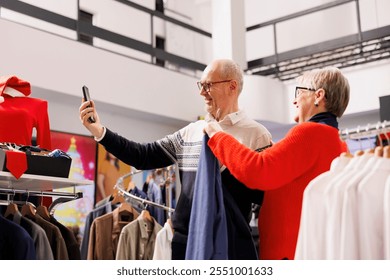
[205,110,245,126]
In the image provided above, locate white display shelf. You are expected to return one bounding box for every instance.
[0,171,93,191]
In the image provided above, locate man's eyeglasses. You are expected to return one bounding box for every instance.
[295,86,316,98]
[197,80,232,92]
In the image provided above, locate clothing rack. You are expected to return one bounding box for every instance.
[339,120,390,140]
[114,169,175,213]
[0,187,83,199]
[0,187,83,215]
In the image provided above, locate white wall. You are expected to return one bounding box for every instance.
[1,19,204,123]
[0,0,78,39]
[81,0,154,62]
[245,0,390,59]
[241,75,289,123]
[164,0,213,67]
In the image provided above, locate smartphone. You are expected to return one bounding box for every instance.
[82,85,96,123]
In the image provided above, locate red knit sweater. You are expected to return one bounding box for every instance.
[208,122,347,260]
[0,96,51,149]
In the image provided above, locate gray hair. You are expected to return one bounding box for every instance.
[218,59,244,94]
[298,66,350,117]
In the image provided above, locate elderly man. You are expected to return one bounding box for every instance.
[79,58,272,259]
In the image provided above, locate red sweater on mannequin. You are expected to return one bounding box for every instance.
[0,76,51,149]
[0,95,51,149]
[208,122,347,260]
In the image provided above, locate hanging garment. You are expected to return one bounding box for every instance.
[7,211,53,260]
[87,205,139,260]
[186,134,228,260]
[0,214,36,260]
[325,153,372,259]
[339,153,380,259]
[147,179,165,226]
[49,215,81,260]
[129,186,148,213]
[297,148,390,260]
[384,176,390,259]
[357,157,390,259]
[153,220,174,260]
[80,201,114,259]
[26,213,69,259]
[295,154,352,260]
[116,216,162,260]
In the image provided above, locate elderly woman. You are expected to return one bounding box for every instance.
[204,66,350,260]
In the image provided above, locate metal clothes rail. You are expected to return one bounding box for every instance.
[114,169,175,213]
[339,120,390,140]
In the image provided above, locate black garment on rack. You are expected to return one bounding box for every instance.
[0,214,36,260]
[50,216,81,260]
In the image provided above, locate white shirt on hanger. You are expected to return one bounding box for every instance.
[357,157,390,259]
[383,175,390,259]
[153,220,173,260]
[340,153,377,259]
[295,155,351,260]
[324,154,367,259]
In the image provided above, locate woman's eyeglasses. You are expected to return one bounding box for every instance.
[295,86,316,98]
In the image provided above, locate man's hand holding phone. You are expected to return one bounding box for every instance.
[80,86,105,140]
[82,85,96,123]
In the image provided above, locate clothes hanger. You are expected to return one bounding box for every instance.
[111,190,125,205]
[340,151,353,158]
[4,190,19,218]
[126,181,136,192]
[354,150,364,157]
[374,146,384,157]
[383,146,390,159]
[20,192,36,218]
[138,203,152,222]
[116,196,136,224]
[36,193,51,221]
[4,203,20,217]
